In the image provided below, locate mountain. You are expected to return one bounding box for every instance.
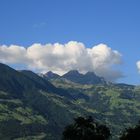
[51,79,140,139]
[62,70,83,82]
[0,63,140,139]
[39,70,106,85]
[61,70,106,85]
[42,71,60,80]
[0,63,89,139]
[0,63,61,98]
[0,63,33,97]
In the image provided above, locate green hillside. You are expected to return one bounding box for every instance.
[0,63,85,139]
[51,79,140,139]
[0,63,140,139]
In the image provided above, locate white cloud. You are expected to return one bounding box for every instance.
[0,41,123,81]
[136,61,140,73]
[0,45,28,64]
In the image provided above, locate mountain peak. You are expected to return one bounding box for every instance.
[62,70,83,78]
[43,71,60,80]
[46,71,57,76]
[62,70,106,85]
[85,71,96,76]
[65,70,82,75]
[68,70,79,73]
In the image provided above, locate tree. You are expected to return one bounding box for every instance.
[62,116,111,140]
[120,121,140,140]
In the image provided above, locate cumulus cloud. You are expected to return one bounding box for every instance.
[136,61,140,73]
[0,45,28,64]
[0,41,123,81]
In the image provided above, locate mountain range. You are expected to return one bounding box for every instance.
[0,63,140,140]
[41,70,106,85]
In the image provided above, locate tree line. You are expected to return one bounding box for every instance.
[62,116,140,140]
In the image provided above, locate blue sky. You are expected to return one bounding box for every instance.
[0,0,140,84]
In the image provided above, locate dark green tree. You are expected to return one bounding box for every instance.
[120,121,140,140]
[62,116,111,140]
